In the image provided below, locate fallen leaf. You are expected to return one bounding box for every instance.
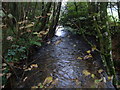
[38,83,43,88]
[77,57,82,60]
[82,70,91,76]
[24,67,31,71]
[94,78,102,84]
[86,50,91,54]
[49,78,59,88]
[31,86,38,88]
[43,76,53,86]
[92,45,97,51]
[107,76,113,81]
[91,74,95,78]
[30,64,38,68]
[83,54,92,60]
[55,40,62,45]
[98,69,103,74]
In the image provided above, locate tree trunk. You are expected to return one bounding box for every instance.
[117,1,120,19]
[48,2,62,38]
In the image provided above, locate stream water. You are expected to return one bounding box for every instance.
[9,26,115,88]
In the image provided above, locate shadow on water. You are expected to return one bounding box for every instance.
[8,26,115,88]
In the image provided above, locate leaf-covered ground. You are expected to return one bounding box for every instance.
[8,27,115,88]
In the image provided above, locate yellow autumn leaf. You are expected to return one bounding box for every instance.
[86,50,91,54]
[92,45,97,51]
[82,70,91,76]
[77,57,82,60]
[43,76,53,86]
[31,86,38,88]
[98,69,103,74]
[83,54,92,59]
[91,74,95,78]
[108,76,113,80]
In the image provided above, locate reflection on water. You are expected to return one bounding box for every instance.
[14,26,115,88]
[55,26,66,37]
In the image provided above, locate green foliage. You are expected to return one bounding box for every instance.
[5,45,27,62]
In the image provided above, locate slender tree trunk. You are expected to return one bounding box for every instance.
[99,2,117,85]
[48,2,62,38]
[117,1,120,19]
[39,2,52,31]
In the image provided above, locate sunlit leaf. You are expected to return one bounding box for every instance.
[91,74,95,78]
[107,76,113,80]
[18,20,28,24]
[94,78,102,84]
[98,69,103,74]
[38,83,43,88]
[77,57,82,60]
[83,54,92,60]
[33,32,39,34]
[49,78,59,88]
[86,50,91,54]
[82,70,91,76]
[30,64,38,68]
[47,13,51,16]
[24,67,31,71]
[43,76,53,86]
[92,45,97,51]
[31,86,38,88]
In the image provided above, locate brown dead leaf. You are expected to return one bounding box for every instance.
[55,40,62,45]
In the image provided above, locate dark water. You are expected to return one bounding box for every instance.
[10,26,115,88]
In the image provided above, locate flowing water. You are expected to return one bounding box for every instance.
[9,26,115,88]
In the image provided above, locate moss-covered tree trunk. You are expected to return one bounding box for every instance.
[99,2,117,85]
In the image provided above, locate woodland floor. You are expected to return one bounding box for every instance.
[7,26,115,88]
